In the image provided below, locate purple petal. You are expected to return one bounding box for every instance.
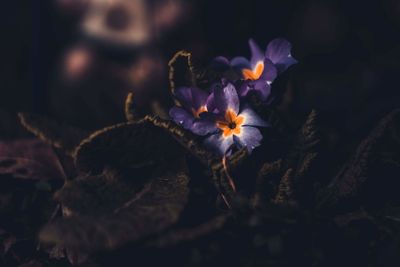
[204,133,234,156]
[191,113,218,136]
[213,83,240,114]
[239,106,269,127]
[174,87,193,110]
[238,81,251,98]
[169,107,194,130]
[265,38,298,73]
[174,87,209,111]
[211,56,231,70]
[249,39,265,67]
[253,80,272,101]
[191,121,218,136]
[191,87,210,110]
[213,56,230,65]
[206,92,216,113]
[239,80,272,101]
[230,56,251,70]
[234,126,263,153]
[206,82,223,113]
[260,58,278,83]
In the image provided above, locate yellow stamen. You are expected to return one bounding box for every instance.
[216,109,244,137]
[242,62,264,80]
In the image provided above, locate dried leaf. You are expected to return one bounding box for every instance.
[18,113,89,156]
[150,101,169,120]
[296,152,317,179]
[39,165,189,252]
[0,110,29,140]
[0,139,66,181]
[253,160,283,207]
[145,116,218,166]
[145,116,246,171]
[257,160,283,180]
[74,119,182,174]
[285,110,320,183]
[54,169,150,217]
[318,109,400,209]
[168,50,196,101]
[273,169,295,205]
[224,148,249,171]
[297,109,319,149]
[124,92,139,122]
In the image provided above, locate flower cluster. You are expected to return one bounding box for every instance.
[169,38,297,155]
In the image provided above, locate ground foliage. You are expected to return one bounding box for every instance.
[1,51,400,267]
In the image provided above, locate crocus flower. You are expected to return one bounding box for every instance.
[204,83,269,155]
[251,38,298,75]
[169,86,217,136]
[212,38,297,102]
[238,38,297,101]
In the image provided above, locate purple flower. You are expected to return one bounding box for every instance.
[238,38,297,101]
[204,83,269,155]
[264,38,298,74]
[213,38,297,102]
[169,86,217,136]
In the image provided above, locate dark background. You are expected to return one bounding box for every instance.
[1,1,400,266]
[1,0,400,135]
[2,0,400,120]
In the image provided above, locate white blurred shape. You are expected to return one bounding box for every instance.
[82,0,152,47]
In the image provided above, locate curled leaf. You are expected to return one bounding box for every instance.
[18,113,89,156]
[253,160,283,208]
[273,168,295,205]
[53,170,148,217]
[145,116,248,172]
[0,139,66,181]
[285,110,319,185]
[296,152,317,179]
[168,50,196,102]
[318,109,400,210]
[297,109,319,149]
[257,160,283,181]
[40,166,189,252]
[74,119,182,174]
[145,116,218,166]
[124,92,139,122]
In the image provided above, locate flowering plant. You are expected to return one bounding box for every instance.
[13,36,400,267]
[170,38,297,155]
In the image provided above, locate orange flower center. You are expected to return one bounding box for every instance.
[216,109,244,137]
[242,61,264,80]
[192,105,208,118]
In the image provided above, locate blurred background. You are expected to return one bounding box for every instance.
[1,0,400,137]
